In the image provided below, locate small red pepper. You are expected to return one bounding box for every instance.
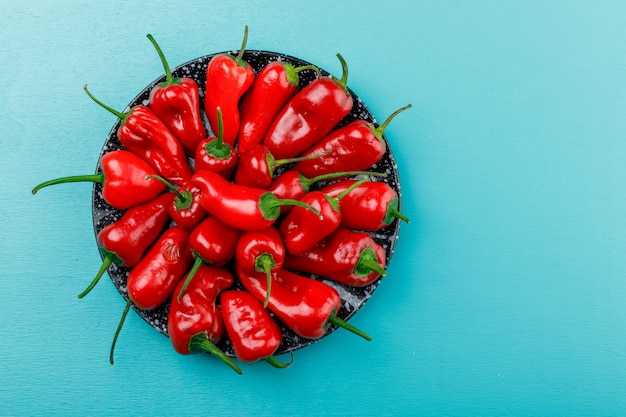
[146,34,207,157]
[220,290,291,368]
[283,226,387,287]
[194,107,239,179]
[191,170,320,231]
[235,226,285,307]
[168,265,241,374]
[32,150,166,210]
[279,179,367,254]
[80,192,174,298]
[295,104,412,177]
[263,53,353,160]
[236,264,371,341]
[177,215,241,299]
[237,61,320,154]
[146,175,207,230]
[321,179,409,230]
[84,85,192,185]
[233,144,329,189]
[203,26,255,148]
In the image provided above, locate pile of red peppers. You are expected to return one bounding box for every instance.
[33,27,411,374]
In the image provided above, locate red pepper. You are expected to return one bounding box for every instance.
[79,192,174,298]
[177,215,241,299]
[167,265,241,374]
[194,107,239,179]
[279,179,367,254]
[32,150,166,210]
[236,264,371,341]
[235,226,285,307]
[191,170,320,231]
[295,104,412,177]
[283,226,387,287]
[263,53,353,160]
[146,175,207,230]
[233,144,329,189]
[220,290,291,368]
[321,179,409,230]
[146,34,207,156]
[203,26,255,148]
[237,61,320,154]
[84,85,192,185]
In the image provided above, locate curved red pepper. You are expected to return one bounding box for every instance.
[220,290,290,367]
[191,170,320,231]
[177,215,241,299]
[167,265,241,374]
[283,226,387,287]
[146,175,207,230]
[80,192,174,298]
[236,264,371,341]
[295,104,411,177]
[263,53,353,160]
[84,85,192,186]
[321,179,409,230]
[194,108,239,179]
[235,226,285,307]
[32,150,166,210]
[237,61,320,154]
[203,26,255,148]
[146,34,207,157]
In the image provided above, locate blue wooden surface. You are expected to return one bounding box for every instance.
[2,1,626,416]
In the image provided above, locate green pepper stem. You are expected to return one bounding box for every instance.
[327,315,372,341]
[110,298,132,365]
[32,173,104,194]
[371,104,412,141]
[284,63,321,86]
[355,247,387,277]
[265,351,295,368]
[336,178,369,201]
[385,196,410,224]
[147,34,177,86]
[259,192,322,221]
[77,255,113,299]
[269,149,332,174]
[235,25,248,63]
[83,85,128,122]
[145,175,184,200]
[204,107,232,159]
[332,53,349,93]
[177,256,204,301]
[255,253,276,308]
[188,333,243,374]
[300,170,387,193]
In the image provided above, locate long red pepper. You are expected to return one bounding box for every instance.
[191,170,320,231]
[321,179,409,230]
[235,226,285,307]
[220,290,291,368]
[283,226,387,287]
[295,104,412,177]
[237,61,320,154]
[32,150,166,210]
[194,108,239,179]
[146,175,207,230]
[80,192,174,298]
[84,85,192,185]
[263,53,353,159]
[146,34,207,156]
[236,264,371,341]
[203,25,255,148]
[168,265,241,374]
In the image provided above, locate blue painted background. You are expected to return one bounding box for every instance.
[2,1,626,416]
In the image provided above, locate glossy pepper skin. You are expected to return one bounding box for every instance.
[194,108,239,179]
[167,265,241,374]
[191,170,320,231]
[80,192,174,298]
[203,26,255,148]
[321,180,409,230]
[263,53,353,160]
[84,86,192,186]
[31,150,166,210]
[283,226,387,287]
[220,290,288,367]
[237,61,319,154]
[146,34,207,156]
[295,104,411,178]
[236,264,371,341]
[146,175,207,230]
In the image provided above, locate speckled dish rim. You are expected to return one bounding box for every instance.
[91,50,403,357]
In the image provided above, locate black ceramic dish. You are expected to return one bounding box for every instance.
[92,50,403,357]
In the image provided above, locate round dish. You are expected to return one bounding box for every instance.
[91,50,403,357]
